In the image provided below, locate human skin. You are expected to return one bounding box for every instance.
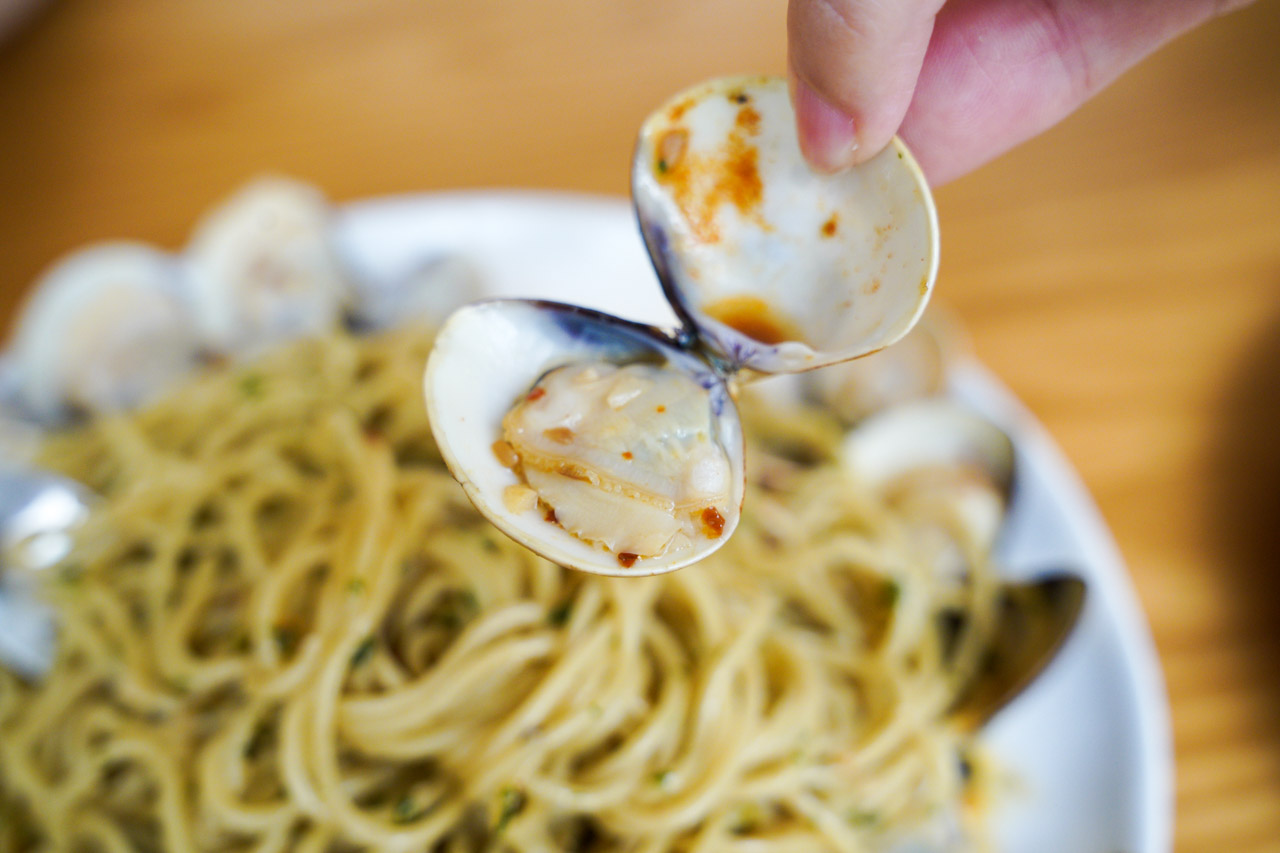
[788,0,1255,183]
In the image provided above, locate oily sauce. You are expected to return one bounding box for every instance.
[702,295,804,346]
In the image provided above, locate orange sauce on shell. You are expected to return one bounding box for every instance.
[702,295,804,346]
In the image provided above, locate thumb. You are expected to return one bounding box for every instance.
[788,0,943,172]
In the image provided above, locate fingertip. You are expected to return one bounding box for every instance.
[790,74,859,173]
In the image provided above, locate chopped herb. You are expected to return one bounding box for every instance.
[481,536,500,554]
[243,721,273,759]
[431,588,480,629]
[882,579,901,608]
[547,599,573,627]
[493,786,525,834]
[897,150,904,159]
[167,675,191,694]
[392,795,422,824]
[57,563,84,585]
[346,578,367,596]
[350,636,377,668]
[272,625,298,654]
[238,373,265,398]
[958,750,974,782]
[847,809,880,828]
[657,159,669,174]
[653,770,673,789]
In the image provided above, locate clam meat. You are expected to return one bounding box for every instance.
[424,300,743,577]
[498,361,732,564]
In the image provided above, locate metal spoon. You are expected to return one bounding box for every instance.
[0,467,92,679]
[947,572,1087,731]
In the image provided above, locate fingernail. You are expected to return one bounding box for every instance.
[792,77,858,173]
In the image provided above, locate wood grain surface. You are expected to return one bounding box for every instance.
[1,2,1278,849]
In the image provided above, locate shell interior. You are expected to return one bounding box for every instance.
[424,299,744,576]
[633,75,939,374]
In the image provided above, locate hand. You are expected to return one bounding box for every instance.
[788,0,1253,183]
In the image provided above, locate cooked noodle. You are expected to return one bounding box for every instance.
[0,326,997,852]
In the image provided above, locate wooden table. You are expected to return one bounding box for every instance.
[1,2,1277,849]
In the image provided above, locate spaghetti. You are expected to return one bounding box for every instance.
[0,326,997,852]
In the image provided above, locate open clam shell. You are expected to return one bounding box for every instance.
[8,242,202,422]
[424,300,744,577]
[842,399,1015,552]
[184,177,348,356]
[632,75,939,374]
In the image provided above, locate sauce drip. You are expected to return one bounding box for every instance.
[702,295,804,346]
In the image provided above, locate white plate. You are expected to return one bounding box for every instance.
[1,191,1173,852]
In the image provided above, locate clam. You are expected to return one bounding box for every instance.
[184,177,348,355]
[7,243,202,422]
[344,253,484,332]
[425,301,743,576]
[632,75,938,374]
[841,399,1015,573]
[425,75,940,575]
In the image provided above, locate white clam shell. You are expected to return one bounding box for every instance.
[841,399,1015,552]
[184,176,347,354]
[8,242,202,421]
[633,75,939,374]
[424,299,744,576]
[345,253,484,331]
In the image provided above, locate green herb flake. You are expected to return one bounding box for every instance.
[657,159,669,174]
[481,536,500,554]
[350,636,377,668]
[493,786,525,834]
[847,809,880,828]
[882,579,901,608]
[243,721,273,759]
[238,373,265,399]
[432,588,480,630]
[272,625,298,654]
[653,770,673,789]
[57,563,84,585]
[547,599,573,627]
[392,795,421,824]
[346,578,367,596]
